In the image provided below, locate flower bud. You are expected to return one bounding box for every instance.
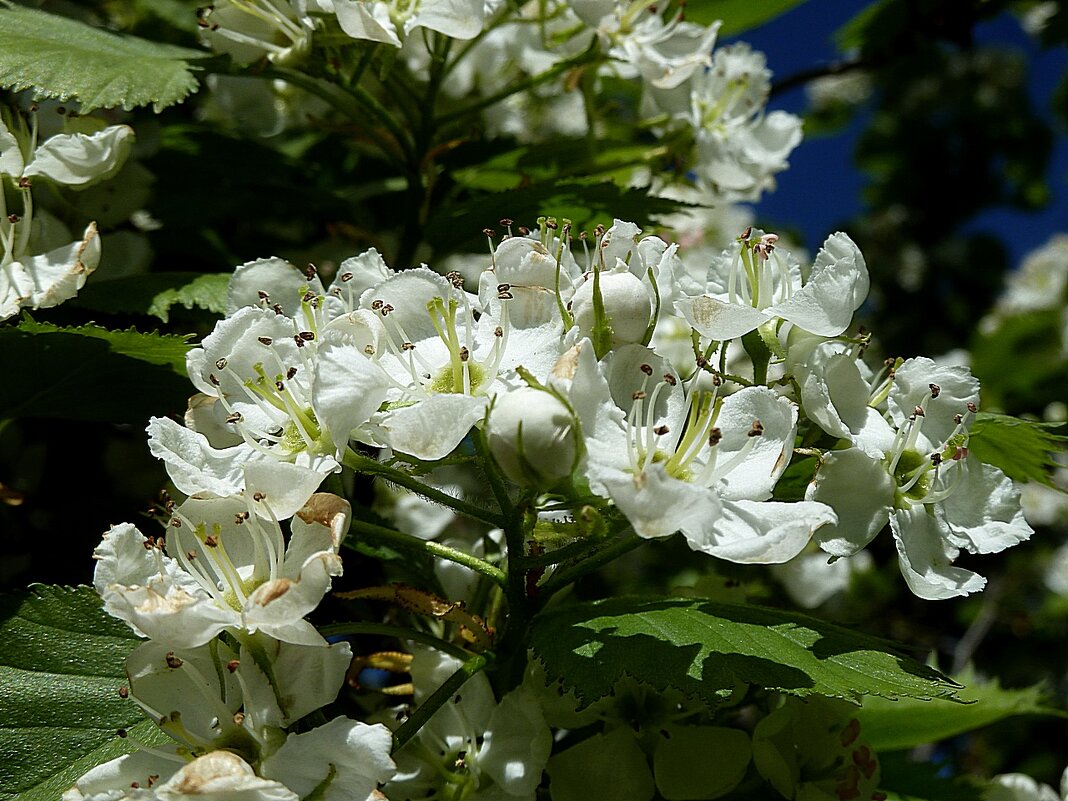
[571,271,652,348]
[486,387,577,488]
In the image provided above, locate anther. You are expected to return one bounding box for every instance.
[257,291,270,301]
[165,652,183,669]
[16,177,30,189]
[740,226,752,240]
[340,272,353,282]
[708,427,723,446]
[286,367,297,380]
[381,304,394,316]
[275,381,285,392]
[7,214,20,224]
[305,264,317,280]
[494,326,503,338]
[445,271,464,289]
[299,331,315,341]
[258,336,273,346]
[215,358,227,370]
[497,283,511,293]
[170,517,182,528]
[913,405,925,417]
[654,425,670,435]
[204,535,218,548]
[226,660,240,673]
[518,227,530,236]
[253,491,265,502]
[459,347,470,362]
[966,402,977,413]
[371,299,384,310]
[402,342,416,351]
[954,413,963,424]
[272,304,284,315]
[483,228,495,238]
[929,383,940,398]
[498,290,513,300]
[226,412,242,424]
[632,390,647,400]
[499,218,513,226]
[639,363,654,375]
[663,374,677,386]
[119,686,129,699]
[748,420,764,437]
[364,345,375,355]
[930,452,943,465]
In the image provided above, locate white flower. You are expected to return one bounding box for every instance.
[554,340,834,562]
[677,230,868,342]
[988,767,1068,801]
[324,0,485,47]
[385,648,552,801]
[94,493,350,648]
[155,751,298,801]
[198,1,314,65]
[804,356,1033,599]
[261,718,396,801]
[1,110,132,319]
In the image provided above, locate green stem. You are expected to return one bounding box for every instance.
[343,448,506,528]
[741,329,771,386]
[347,518,507,587]
[541,530,645,596]
[319,622,473,661]
[511,533,605,569]
[264,66,415,163]
[392,652,489,751]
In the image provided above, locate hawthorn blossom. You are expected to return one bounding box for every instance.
[385,647,552,801]
[804,356,1033,599]
[94,492,350,648]
[552,340,835,562]
[677,229,868,343]
[1,109,133,319]
[320,0,485,48]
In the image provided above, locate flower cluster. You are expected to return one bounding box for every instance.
[73,210,1033,800]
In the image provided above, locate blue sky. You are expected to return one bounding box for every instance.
[728,0,1068,269]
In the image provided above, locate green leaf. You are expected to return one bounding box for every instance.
[530,597,962,710]
[684,0,811,36]
[0,6,207,112]
[147,274,230,322]
[856,668,1065,752]
[0,320,192,422]
[877,752,984,801]
[0,585,159,801]
[968,412,1068,489]
[71,273,229,321]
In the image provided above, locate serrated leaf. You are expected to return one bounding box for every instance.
[0,6,207,112]
[684,0,810,36]
[968,412,1068,489]
[147,274,230,322]
[530,597,962,710]
[856,668,1065,752]
[0,585,158,801]
[0,320,192,422]
[71,272,228,320]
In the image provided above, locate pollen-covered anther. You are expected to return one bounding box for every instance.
[340,272,354,282]
[663,373,677,386]
[204,535,218,548]
[459,347,470,362]
[209,374,220,386]
[913,405,925,417]
[17,176,31,189]
[708,427,723,446]
[165,652,183,669]
[364,345,375,355]
[499,218,513,226]
[257,337,273,347]
[272,304,284,315]
[371,299,384,311]
[402,342,415,351]
[654,425,670,436]
[286,367,298,380]
[275,381,285,392]
[253,491,265,502]
[494,327,503,338]
[739,226,752,240]
[929,383,941,398]
[381,304,394,316]
[170,517,182,528]
[966,402,978,413]
[640,363,654,375]
[446,271,464,289]
[930,452,943,466]
[7,214,19,224]
[186,550,197,560]
[954,413,963,424]
[119,686,129,699]
[632,390,647,400]
[225,412,242,424]
[483,228,496,238]
[226,659,240,673]
[498,290,513,300]
[748,420,764,438]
